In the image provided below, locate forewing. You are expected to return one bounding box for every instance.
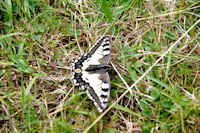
[82,70,110,112]
[82,36,111,69]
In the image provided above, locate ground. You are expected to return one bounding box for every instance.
[0,0,200,132]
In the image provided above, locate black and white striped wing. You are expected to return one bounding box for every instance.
[82,70,110,112]
[82,36,111,68]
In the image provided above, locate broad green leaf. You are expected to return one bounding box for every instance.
[126,63,138,82]
[101,0,113,23]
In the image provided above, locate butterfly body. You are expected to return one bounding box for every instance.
[69,36,111,112]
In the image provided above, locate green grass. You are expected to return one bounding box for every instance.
[0,0,200,132]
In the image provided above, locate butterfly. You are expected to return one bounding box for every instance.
[69,36,111,112]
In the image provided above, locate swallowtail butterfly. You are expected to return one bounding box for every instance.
[69,36,111,112]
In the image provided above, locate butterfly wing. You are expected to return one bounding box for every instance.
[82,36,111,69]
[82,70,110,112]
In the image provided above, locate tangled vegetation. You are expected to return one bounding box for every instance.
[0,0,200,132]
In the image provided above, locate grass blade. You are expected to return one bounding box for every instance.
[25,76,38,96]
[134,67,175,93]
[113,103,142,118]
